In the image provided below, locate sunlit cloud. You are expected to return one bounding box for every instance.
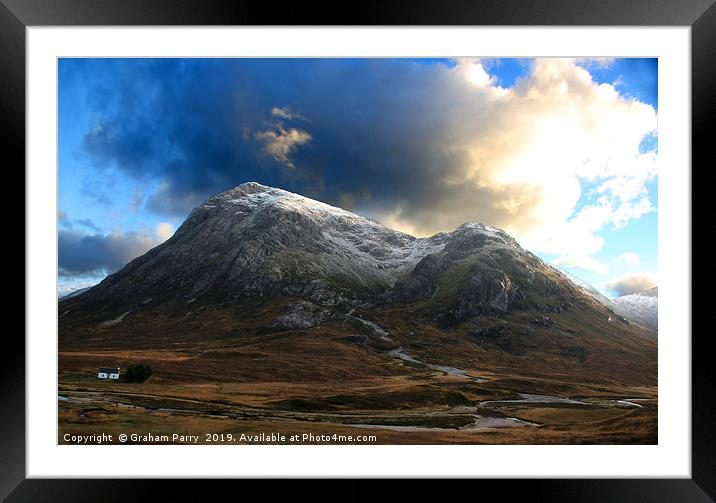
[456,58,497,87]
[255,126,312,169]
[155,222,175,241]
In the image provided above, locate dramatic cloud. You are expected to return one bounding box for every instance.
[606,273,657,296]
[69,58,657,269]
[59,223,172,277]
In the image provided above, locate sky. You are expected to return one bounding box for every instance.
[58,58,658,298]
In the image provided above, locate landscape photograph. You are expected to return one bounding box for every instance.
[58,57,658,444]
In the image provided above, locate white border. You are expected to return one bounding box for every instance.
[27,27,691,478]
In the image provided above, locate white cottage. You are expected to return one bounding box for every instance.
[98,367,120,380]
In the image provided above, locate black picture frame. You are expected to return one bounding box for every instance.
[4,0,710,500]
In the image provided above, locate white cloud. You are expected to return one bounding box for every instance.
[606,273,657,296]
[618,251,641,265]
[456,59,497,87]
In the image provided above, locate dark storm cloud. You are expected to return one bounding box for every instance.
[59,228,162,277]
[62,58,658,285]
[74,60,299,215]
[72,59,539,229]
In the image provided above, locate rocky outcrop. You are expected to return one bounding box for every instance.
[436,272,520,328]
[266,302,331,331]
[533,315,553,327]
[384,254,443,303]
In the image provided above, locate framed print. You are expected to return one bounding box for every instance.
[4,0,712,500]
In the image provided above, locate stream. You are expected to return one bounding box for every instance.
[478,393,590,408]
[347,310,488,383]
[388,348,487,383]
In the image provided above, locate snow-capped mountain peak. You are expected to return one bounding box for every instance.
[203,182,394,233]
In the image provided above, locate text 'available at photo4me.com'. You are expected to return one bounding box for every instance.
[62,431,379,445]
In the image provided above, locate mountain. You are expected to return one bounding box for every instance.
[59,182,656,388]
[613,287,658,329]
[60,182,600,315]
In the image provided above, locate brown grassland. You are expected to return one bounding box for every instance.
[58,301,657,445]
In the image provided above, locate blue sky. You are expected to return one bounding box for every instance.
[58,58,658,297]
